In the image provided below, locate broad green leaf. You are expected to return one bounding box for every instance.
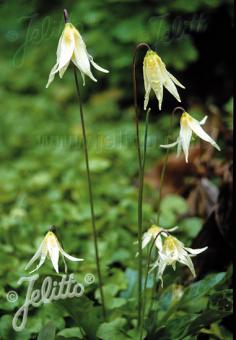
[37,321,56,340]
[57,327,84,339]
[96,318,127,340]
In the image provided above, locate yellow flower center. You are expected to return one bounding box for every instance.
[180,112,192,128]
[148,225,162,235]
[64,23,74,43]
[163,236,177,252]
[144,50,162,70]
[45,231,58,247]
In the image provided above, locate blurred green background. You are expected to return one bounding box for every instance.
[0,0,233,339]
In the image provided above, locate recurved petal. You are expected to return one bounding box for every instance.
[149,259,159,273]
[200,116,208,125]
[157,259,167,287]
[167,226,179,232]
[60,248,84,262]
[167,71,185,89]
[46,63,58,88]
[29,251,47,274]
[184,246,208,255]
[25,241,44,270]
[90,57,109,73]
[188,118,221,151]
[163,76,181,103]
[160,139,179,149]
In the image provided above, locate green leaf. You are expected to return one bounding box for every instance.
[96,318,127,340]
[58,296,102,340]
[179,272,226,305]
[57,327,84,339]
[37,321,56,340]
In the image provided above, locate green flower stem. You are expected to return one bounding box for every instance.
[73,66,106,319]
[140,231,170,340]
[132,42,150,327]
[137,107,151,327]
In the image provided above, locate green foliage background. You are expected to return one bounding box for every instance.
[0,0,233,339]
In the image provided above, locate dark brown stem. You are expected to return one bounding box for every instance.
[63,9,69,23]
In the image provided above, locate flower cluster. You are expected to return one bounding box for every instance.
[143,49,220,162]
[141,225,207,286]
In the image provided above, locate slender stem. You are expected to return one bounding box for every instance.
[150,106,185,313]
[73,66,106,319]
[140,231,169,340]
[63,9,69,23]
[137,108,151,326]
[132,42,151,327]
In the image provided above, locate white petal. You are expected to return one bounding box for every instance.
[46,63,58,88]
[149,259,159,273]
[157,259,167,287]
[60,247,84,262]
[180,124,192,163]
[167,226,179,232]
[160,140,179,148]
[59,61,70,79]
[48,243,60,273]
[90,57,109,73]
[177,137,182,157]
[167,71,185,89]
[142,233,152,249]
[72,31,97,83]
[188,118,221,151]
[25,241,44,270]
[163,76,181,103]
[152,81,163,110]
[29,251,47,274]
[184,246,208,255]
[155,236,163,251]
[144,84,151,111]
[56,26,75,71]
[200,116,208,125]
[179,255,196,277]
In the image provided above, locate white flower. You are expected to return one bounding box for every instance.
[135,225,178,257]
[25,231,84,274]
[46,22,109,88]
[160,111,221,163]
[143,50,185,110]
[150,235,207,286]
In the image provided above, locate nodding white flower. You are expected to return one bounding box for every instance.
[143,50,185,110]
[46,22,109,88]
[160,111,221,163]
[150,235,207,287]
[25,231,84,274]
[135,225,178,257]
